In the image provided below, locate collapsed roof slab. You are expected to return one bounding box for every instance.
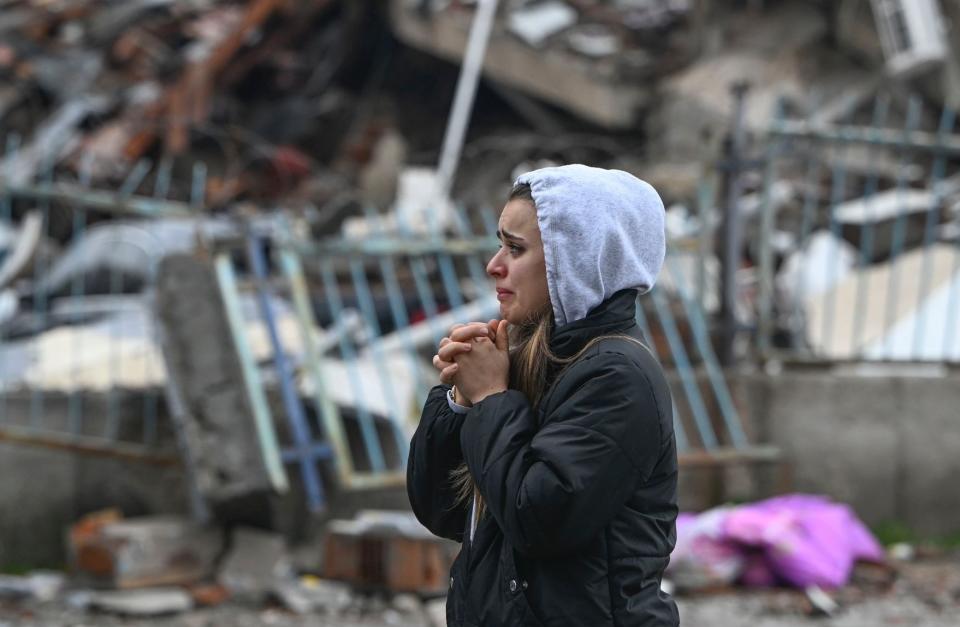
[389,2,649,129]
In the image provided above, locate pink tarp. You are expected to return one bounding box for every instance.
[668,494,885,589]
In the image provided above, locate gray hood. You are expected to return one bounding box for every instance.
[515,164,666,328]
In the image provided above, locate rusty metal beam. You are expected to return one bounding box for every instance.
[0,424,179,466]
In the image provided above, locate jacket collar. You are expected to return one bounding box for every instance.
[549,289,639,360]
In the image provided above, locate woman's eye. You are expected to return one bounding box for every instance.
[508,244,523,256]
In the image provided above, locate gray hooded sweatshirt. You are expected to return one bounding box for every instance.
[514,163,666,327]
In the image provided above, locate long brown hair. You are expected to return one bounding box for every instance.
[449,183,643,521]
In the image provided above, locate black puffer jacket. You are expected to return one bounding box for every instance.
[407,290,679,626]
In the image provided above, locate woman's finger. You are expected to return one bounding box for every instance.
[439,337,451,348]
[439,363,459,385]
[438,341,472,362]
[449,323,492,343]
[432,354,451,371]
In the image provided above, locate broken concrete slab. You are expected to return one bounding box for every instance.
[390,0,650,128]
[155,254,276,507]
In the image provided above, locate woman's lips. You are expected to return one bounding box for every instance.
[496,288,514,301]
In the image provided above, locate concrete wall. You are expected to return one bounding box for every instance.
[735,368,960,537]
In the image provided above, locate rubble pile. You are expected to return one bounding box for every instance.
[0,509,452,626]
[0,0,363,210]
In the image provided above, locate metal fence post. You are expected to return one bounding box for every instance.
[719,81,750,365]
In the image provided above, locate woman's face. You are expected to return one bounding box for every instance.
[486,198,551,325]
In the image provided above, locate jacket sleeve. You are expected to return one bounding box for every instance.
[406,385,469,543]
[460,352,665,558]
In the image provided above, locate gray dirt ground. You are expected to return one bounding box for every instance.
[1,557,958,627]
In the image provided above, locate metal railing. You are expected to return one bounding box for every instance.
[754,95,960,364]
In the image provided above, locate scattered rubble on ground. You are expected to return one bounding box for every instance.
[2,551,959,626]
[1,508,457,626]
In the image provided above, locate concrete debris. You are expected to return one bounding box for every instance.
[342,167,457,238]
[271,575,351,615]
[0,96,113,186]
[322,510,457,596]
[390,0,662,128]
[803,244,960,361]
[87,588,194,616]
[218,528,293,601]
[29,218,240,301]
[833,189,946,262]
[648,0,828,164]
[0,572,65,602]
[0,289,16,326]
[155,254,278,506]
[0,211,44,291]
[0,0,346,201]
[889,543,916,562]
[187,582,231,608]
[68,511,222,589]
[776,230,858,310]
[357,128,409,213]
[507,1,578,48]
[803,584,838,617]
[565,24,620,58]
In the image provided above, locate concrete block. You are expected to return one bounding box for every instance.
[69,513,221,588]
[322,511,457,596]
[155,255,273,507]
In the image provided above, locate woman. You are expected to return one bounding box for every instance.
[407,164,679,626]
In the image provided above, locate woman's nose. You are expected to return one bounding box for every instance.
[486,249,505,278]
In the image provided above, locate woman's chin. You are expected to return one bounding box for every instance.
[499,304,519,325]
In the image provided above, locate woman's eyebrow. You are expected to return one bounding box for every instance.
[497,228,526,242]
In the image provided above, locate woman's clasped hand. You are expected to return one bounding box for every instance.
[431,320,510,405]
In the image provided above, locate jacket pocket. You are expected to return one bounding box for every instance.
[501,547,545,627]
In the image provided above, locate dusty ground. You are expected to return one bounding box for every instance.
[1,556,958,626]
